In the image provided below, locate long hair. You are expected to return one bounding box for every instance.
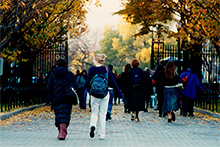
[165,61,176,79]
[124,63,131,72]
[81,70,87,79]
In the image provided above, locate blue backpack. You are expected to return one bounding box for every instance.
[131,68,142,88]
[89,67,109,98]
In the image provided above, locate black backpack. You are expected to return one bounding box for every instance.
[130,68,143,88]
[89,67,109,98]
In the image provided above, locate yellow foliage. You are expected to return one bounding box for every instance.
[136,47,151,63]
[1,0,90,62]
[112,38,121,50]
[117,20,139,41]
[0,0,11,10]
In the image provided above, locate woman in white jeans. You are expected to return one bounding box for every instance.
[90,93,109,139]
[83,53,124,140]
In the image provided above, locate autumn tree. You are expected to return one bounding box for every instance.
[0,0,90,85]
[68,29,99,72]
[178,0,219,54]
[115,0,174,36]
[99,22,152,72]
[99,25,123,72]
[115,0,219,54]
[0,0,88,63]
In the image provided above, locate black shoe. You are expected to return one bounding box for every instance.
[171,111,175,122]
[106,115,109,121]
[159,114,162,117]
[183,113,187,116]
[168,119,172,123]
[144,109,148,112]
[163,113,167,117]
[189,113,194,117]
[90,126,95,138]
[106,112,111,121]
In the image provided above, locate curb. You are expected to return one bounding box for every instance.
[194,107,220,119]
[0,103,46,121]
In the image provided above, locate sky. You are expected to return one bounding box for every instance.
[86,0,122,32]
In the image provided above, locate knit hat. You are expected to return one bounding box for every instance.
[94,53,107,64]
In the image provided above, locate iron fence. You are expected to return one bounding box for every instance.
[0,40,68,112]
[1,84,44,112]
[195,83,219,112]
[195,41,220,112]
[151,36,219,112]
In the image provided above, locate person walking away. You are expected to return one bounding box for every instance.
[120,64,132,113]
[180,61,206,116]
[83,54,124,140]
[143,67,154,112]
[76,70,87,109]
[47,59,77,140]
[113,70,120,105]
[106,64,114,121]
[127,59,146,122]
[75,70,80,79]
[163,61,182,123]
[152,64,165,117]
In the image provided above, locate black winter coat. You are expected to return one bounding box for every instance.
[144,71,153,101]
[126,67,146,111]
[46,66,77,105]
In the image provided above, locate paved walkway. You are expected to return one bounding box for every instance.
[0,104,219,147]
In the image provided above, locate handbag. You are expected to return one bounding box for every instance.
[65,85,78,105]
[64,72,78,105]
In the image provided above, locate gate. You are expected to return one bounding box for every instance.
[0,39,68,112]
[151,40,183,73]
[150,25,183,74]
[151,33,219,112]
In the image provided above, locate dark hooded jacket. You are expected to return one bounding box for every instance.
[47,66,77,105]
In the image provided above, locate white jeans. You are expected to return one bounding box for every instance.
[90,93,109,137]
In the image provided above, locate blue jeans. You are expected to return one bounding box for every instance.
[107,89,114,115]
[163,88,178,113]
[82,89,87,108]
[79,87,87,108]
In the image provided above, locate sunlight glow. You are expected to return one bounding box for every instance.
[86,0,122,32]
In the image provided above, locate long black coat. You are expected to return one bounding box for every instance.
[126,67,146,111]
[46,66,77,127]
[47,66,77,105]
[144,71,153,102]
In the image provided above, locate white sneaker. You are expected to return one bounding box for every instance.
[98,134,105,140]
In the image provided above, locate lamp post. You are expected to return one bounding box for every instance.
[151,24,164,70]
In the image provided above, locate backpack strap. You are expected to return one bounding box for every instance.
[90,66,109,85]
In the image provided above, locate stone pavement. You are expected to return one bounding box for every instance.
[0,104,219,147]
